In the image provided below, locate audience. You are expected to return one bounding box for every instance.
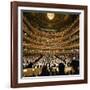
[23,54,79,76]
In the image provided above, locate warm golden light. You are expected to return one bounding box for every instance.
[47,13,55,20]
[23,69,27,72]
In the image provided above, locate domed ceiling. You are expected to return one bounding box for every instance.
[23,11,79,32]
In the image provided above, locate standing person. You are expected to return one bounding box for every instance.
[58,63,65,75]
[26,62,33,68]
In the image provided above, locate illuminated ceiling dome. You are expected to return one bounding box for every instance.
[23,11,78,32]
[47,13,55,20]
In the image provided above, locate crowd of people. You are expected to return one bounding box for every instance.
[23,54,79,77]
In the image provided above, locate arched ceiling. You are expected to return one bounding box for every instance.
[23,11,79,32]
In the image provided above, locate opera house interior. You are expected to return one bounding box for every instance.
[22,11,79,77]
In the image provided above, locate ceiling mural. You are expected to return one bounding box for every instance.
[23,11,78,32]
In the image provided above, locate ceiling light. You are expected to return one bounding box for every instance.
[47,13,55,20]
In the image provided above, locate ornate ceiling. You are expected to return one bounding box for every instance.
[23,11,78,32]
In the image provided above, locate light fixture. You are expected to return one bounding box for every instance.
[47,13,55,20]
[23,69,27,72]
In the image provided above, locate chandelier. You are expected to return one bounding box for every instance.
[47,13,55,20]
